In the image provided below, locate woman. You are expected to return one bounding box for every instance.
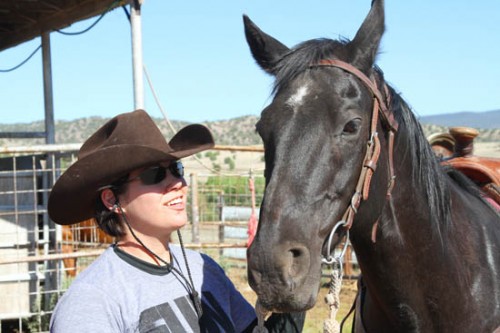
[48,110,303,332]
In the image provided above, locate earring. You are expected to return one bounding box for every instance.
[110,202,119,212]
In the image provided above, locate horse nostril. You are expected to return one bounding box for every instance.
[247,264,262,291]
[290,248,302,258]
[288,246,309,278]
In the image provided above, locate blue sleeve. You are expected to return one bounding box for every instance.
[200,254,257,332]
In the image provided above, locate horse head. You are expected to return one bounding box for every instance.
[244,0,392,312]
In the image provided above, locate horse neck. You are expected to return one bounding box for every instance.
[348,120,500,328]
[350,125,440,271]
[352,155,500,331]
[344,80,500,331]
[376,118,452,243]
[351,117,442,243]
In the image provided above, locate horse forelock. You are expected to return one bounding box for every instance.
[272,38,349,95]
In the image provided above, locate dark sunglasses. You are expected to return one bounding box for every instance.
[126,161,184,186]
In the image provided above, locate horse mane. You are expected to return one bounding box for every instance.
[388,88,453,241]
[271,37,456,242]
[443,165,497,210]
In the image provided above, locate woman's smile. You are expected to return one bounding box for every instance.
[164,194,185,210]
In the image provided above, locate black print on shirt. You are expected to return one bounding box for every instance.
[137,292,236,333]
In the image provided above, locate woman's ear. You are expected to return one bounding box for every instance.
[101,189,119,212]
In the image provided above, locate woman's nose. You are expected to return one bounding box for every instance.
[164,174,186,191]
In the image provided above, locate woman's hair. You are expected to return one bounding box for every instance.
[94,174,129,237]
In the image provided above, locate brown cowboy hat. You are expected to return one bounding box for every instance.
[48,109,214,225]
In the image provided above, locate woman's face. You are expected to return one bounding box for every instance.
[117,161,188,239]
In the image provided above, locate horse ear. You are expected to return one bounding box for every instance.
[243,15,290,75]
[347,0,385,72]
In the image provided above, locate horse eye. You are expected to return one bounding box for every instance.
[342,119,361,134]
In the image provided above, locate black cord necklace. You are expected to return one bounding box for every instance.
[117,203,204,318]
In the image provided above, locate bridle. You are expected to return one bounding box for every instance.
[311,59,399,263]
[308,59,400,332]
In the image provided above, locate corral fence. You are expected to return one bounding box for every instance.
[0,145,357,332]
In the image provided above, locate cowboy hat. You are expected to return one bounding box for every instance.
[48,109,214,225]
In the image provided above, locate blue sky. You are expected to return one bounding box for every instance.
[0,0,499,124]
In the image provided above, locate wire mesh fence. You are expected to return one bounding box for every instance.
[0,145,268,332]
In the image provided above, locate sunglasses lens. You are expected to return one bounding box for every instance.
[169,161,184,178]
[139,167,167,185]
[137,161,183,185]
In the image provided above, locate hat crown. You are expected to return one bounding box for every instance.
[78,110,168,160]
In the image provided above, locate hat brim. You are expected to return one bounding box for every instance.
[48,124,214,225]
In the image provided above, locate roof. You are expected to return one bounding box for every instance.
[0,0,128,52]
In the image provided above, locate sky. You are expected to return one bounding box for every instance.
[0,0,499,125]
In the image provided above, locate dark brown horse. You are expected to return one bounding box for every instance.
[243,1,500,331]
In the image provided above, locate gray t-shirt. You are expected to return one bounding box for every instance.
[50,244,256,332]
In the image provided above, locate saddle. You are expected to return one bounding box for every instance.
[431,127,500,208]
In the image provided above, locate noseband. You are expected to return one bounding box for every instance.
[311,59,399,262]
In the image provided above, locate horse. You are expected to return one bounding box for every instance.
[243,1,500,331]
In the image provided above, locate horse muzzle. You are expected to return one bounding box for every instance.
[247,239,322,312]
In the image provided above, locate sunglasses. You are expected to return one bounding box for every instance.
[126,161,184,186]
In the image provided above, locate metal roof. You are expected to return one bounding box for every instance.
[0,0,127,52]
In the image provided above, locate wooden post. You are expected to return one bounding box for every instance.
[218,191,225,257]
[190,173,200,244]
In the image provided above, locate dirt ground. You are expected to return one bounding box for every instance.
[474,141,500,158]
[223,262,359,333]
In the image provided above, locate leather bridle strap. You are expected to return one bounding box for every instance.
[317,59,398,132]
[312,59,398,234]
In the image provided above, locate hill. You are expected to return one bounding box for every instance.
[418,109,500,129]
[0,111,498,147]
